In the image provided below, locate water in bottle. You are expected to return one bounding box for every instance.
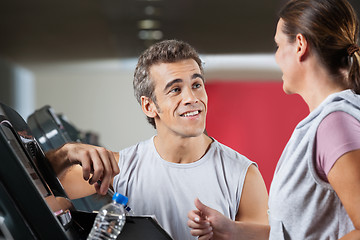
[87,192,127,240]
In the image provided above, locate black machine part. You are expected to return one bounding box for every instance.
[27,105,111,212]
[0,103,90,239]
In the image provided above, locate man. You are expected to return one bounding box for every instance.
[47,39,268,240]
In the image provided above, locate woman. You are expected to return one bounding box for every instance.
[187,0,360,239]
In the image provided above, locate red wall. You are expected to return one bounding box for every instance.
[205,81,309,191]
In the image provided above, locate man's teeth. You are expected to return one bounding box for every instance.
[183,111,199,117]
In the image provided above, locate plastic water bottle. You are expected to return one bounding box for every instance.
[121,195,135,216]
[87,192,127,240]
[107,191,135,216]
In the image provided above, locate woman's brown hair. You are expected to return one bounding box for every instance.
[279,0,360,93]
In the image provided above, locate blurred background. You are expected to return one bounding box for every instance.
[1,0,359,189]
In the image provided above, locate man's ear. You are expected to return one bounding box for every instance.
[295,33,308,62]
[141,96,157,118]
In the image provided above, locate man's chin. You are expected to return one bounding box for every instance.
[179,128,206,138]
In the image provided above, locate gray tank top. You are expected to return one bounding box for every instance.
[269,90,360,239]
[113,137,254,240]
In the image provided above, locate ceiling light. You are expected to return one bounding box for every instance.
[138,19,161,29]
[138,30,163,40]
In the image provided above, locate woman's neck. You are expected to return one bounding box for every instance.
[298,59,347,112]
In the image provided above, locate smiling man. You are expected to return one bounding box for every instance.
[47,40,268,240]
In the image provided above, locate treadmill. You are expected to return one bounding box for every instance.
[0,103,173,240]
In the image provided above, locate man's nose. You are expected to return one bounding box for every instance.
[182,87,198,104]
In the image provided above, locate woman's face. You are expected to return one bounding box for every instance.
[274,18,301,94]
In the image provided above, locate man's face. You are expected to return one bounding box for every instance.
[149,59,208,138]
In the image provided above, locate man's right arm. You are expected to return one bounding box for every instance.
[46,142,120,199]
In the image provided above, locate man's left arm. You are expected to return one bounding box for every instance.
[188,164,270,240]
[236,164,268,223]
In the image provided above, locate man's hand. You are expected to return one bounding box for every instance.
[47,142,120,197]
[187,198,235,240]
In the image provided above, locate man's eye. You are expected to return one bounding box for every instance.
[193,83,201,89]
[170,88,180,93]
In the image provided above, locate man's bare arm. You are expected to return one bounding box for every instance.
[46,142,119,199]
[188,164,269,240]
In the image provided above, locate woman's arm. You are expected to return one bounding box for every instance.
[328,149,360,239]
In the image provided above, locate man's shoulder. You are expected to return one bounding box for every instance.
[119,137,153,157]
[213,139,242,155]
[212,138,253,164]
[209,139,256,178]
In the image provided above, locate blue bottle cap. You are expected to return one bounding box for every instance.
[113,192,129,205]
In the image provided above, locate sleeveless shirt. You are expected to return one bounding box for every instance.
[268,90,360,239]
[113,136,254,240]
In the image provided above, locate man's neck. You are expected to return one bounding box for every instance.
[153,133,213,164]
